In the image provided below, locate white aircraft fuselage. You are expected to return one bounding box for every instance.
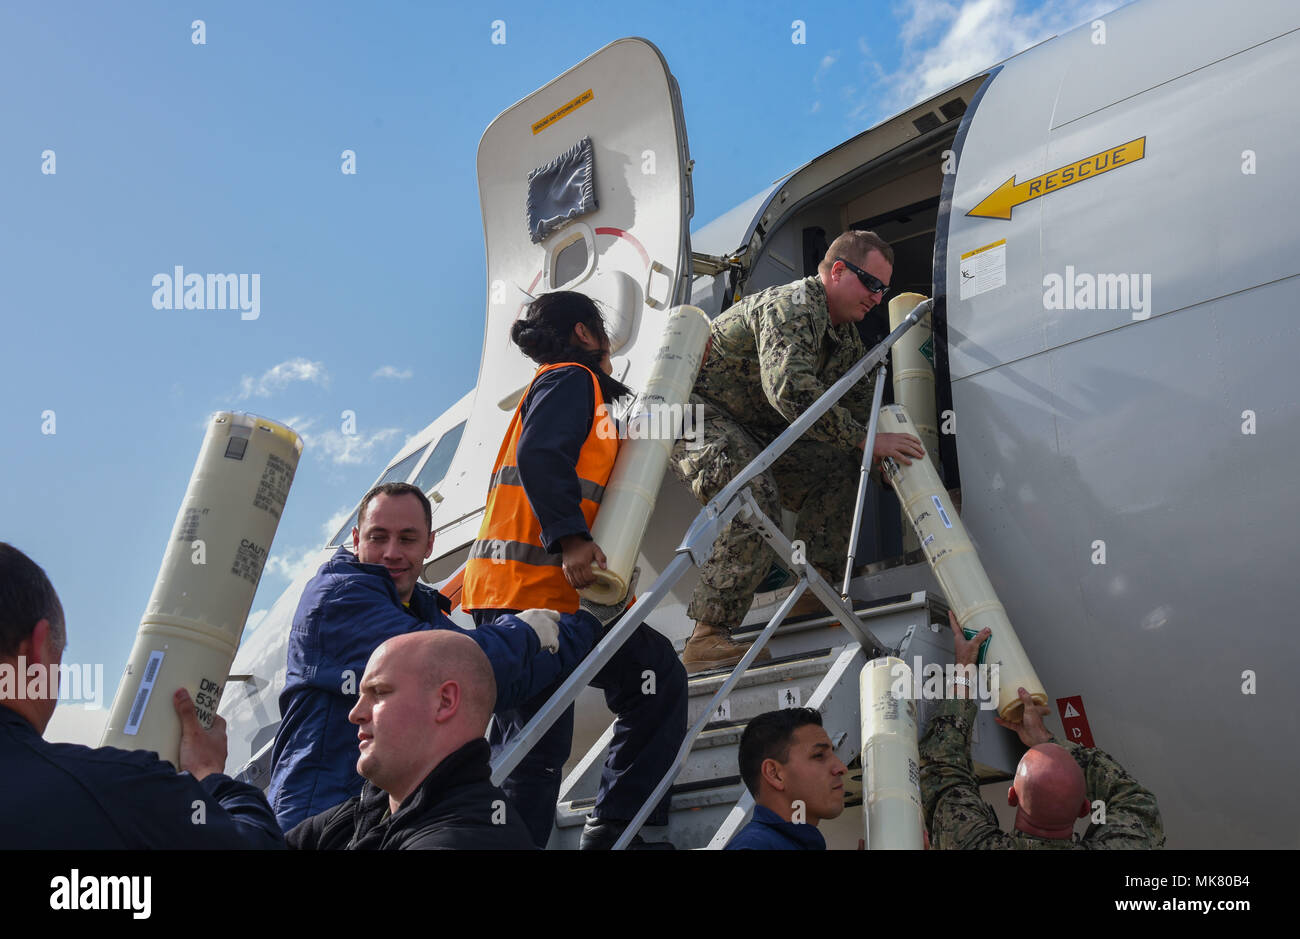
[219,0,1300,848]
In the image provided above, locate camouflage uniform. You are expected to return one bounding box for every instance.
[670,275,877,630]
[918,698,1165,849]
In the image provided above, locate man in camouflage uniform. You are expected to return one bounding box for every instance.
[919,612,1165,849]
[670,230,924,672]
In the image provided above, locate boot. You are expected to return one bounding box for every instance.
[580,817,675,850]
[682,623,772,675]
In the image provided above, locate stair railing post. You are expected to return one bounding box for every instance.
[842,363,888,597]
[611,563,808,850]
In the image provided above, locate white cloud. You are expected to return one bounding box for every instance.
[899,0,962,45]
[282,415,316,437]
[264,545,325,584]
[372,365,413,381]
[866,0,1119,118]
[303,427,402,466]
[810,48,840,113]
[237,358,329,400]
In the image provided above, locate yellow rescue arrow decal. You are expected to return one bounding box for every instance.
[966,136,1146,220]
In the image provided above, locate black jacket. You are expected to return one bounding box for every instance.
[286,737,537,850]
[0,705,284,849]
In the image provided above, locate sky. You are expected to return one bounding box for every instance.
[0,0,1118,742]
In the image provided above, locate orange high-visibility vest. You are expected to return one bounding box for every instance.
[461,362,618,613]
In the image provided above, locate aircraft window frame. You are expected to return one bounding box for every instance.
[412,421,466,496]
[325,445,430,548]
[379,447,427,487]
[326,507,361,549]
[552,236,588,288]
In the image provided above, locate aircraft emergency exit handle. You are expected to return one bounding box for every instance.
[644,260,673,310]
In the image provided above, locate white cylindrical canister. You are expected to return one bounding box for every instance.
[861,656,925,850]
[878,403,1047,721]
[888,292,938,553]
[580,305,712,604]
[100,412,302,766]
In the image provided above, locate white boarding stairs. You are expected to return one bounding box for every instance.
[490,298,1022,850]
[550,591,1020,849]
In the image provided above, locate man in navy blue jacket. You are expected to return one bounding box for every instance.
[726,708,847,850]
[267,482,603,831]
[0,542,283,849]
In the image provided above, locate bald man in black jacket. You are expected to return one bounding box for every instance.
[287,630,535,850]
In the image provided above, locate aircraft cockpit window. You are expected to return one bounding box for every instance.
[413,421,466,495]
[327,508,359,549]
[325,445,429,548]
[380,447,427,486]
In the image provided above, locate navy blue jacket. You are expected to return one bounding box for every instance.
[267,546,600,831]
[0,705,283,849]
[517,365,599,552]
[725,804,828,850]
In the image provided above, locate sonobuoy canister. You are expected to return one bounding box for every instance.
[100,412,302,767]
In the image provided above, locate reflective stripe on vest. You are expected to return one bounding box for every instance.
[461,362,618,614]
[488,465,607,505]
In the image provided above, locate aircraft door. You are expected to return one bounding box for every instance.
[476,38,693,405]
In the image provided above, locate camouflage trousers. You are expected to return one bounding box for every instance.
[670,396,860,631]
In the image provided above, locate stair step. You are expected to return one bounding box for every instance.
[552,777,746,851]
[549,643,872,850]
[549,786,745,849]
[558,647,846,805]
[722,590,936,661]
[686,647,842,725]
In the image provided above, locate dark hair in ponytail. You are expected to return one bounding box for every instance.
[510,291,632,402]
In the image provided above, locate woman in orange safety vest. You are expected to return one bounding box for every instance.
[462,290,686,850]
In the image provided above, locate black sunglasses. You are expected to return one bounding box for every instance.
[835,256,889,297]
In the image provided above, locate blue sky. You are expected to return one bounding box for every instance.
[0,0,1114,739]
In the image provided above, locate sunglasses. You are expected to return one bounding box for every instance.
[835,256,889,298]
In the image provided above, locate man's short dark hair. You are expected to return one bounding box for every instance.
[356,482,432,534]
[0,543,66,656]
[819,229,895,274]
[738,708,824,796]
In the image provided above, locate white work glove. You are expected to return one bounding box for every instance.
[516,608,561,653]
[578,568,640,627]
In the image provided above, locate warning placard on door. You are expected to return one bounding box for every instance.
[959,239,1006,300]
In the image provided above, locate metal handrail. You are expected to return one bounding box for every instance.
[488,298,933,846]
[610,541,807,849]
